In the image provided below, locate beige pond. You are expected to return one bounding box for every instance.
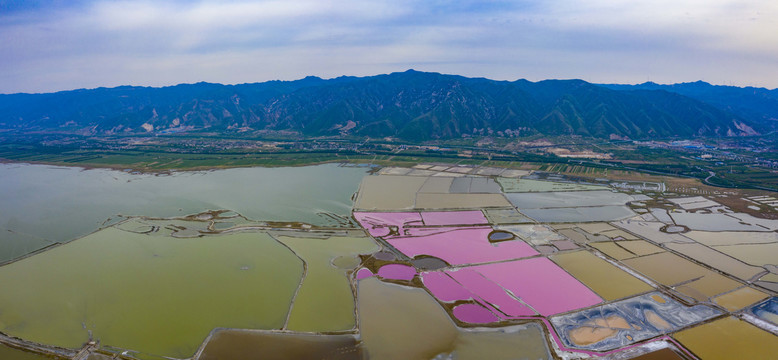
[415,193,511,209]
[563,228,611,244]
[354,175,427,210]
[644,310,672,330]
[377,166,413,175]
[357,277,552,360]
[684,231,777,246]
[611,221,691,244]
[483,208,534,224]
[557,229,590,244]
[408,169,438,176]
[623,252,712,286]
[623,252,741,301]
[674,273,742,302]
[551,251,652,301]
[568,315,632,346]
[601,229,640,240]
[418,176,455,193]
[275,233,379,332]
[496,178,608,193]
[714,242,778,268]
[664,242,764,281]
[590,242,638,261]
[673,316,778,360]
[712,287,770,312]
[354,175,511,210]
[616,240,664,257]
[573,222,618,234]
[761,273,778,282]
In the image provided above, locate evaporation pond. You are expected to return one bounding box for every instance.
[505,190,634,208]
[358,277,459,359]
[198,330,363,360]
[0,343,55,360]
[387,227,538,265]
[0,163,369,262]
[496,178,608,192]
[673,316,778,360]
[0,227,304,359]
[669,212,765,231]
[357,277,551,359]
[275,233,379,332]
[521,206,635,223]
[550,250,652,301]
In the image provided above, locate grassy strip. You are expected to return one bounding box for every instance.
[1,142,775,192]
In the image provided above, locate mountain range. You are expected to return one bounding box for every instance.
[1,70,775,141]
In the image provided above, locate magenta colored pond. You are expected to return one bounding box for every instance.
[452,303,499,323]
[356,268,374,280]
[387,227,538,265]
[421,258,602,320]
[356,210,600,324]
[377,264,416,280]
[421,271,475,302]
[448,269,535,317]
[421,211,488,226]
[471,258,602,316]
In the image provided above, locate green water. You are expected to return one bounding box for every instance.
[0,163,369,263]
[0,344,56,360]
[276,234,379,332]
[0,226,304,359]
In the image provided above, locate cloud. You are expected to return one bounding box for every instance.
[1,0,777,93]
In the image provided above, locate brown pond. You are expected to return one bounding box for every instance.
[197,330,363,360]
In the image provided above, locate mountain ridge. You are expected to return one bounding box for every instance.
[0,70,770,140]
[598,81,778,126]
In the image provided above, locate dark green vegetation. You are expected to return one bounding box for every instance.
[1,70,771,140]
[1,131,776,192]
[593,137,778,192]
[0,134,553,170]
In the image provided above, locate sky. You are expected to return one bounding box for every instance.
[1,0,777,93]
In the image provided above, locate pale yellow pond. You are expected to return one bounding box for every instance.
[275,233,378,332]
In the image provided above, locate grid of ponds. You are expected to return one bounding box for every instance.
[0,163,776,360]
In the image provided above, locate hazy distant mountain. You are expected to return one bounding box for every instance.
[0,70,766,140]
[599,81,778,128]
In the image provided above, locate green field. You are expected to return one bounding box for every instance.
[1,135,776,192]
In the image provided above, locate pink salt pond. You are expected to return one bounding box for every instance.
[470,257,602,316]
[448,268,535,317]
[421,271,474,302]
[377,264,416,281]
[421,211,489,226]
[356,268,374,280]
[452,303,499,324]
[387,227,538,265]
